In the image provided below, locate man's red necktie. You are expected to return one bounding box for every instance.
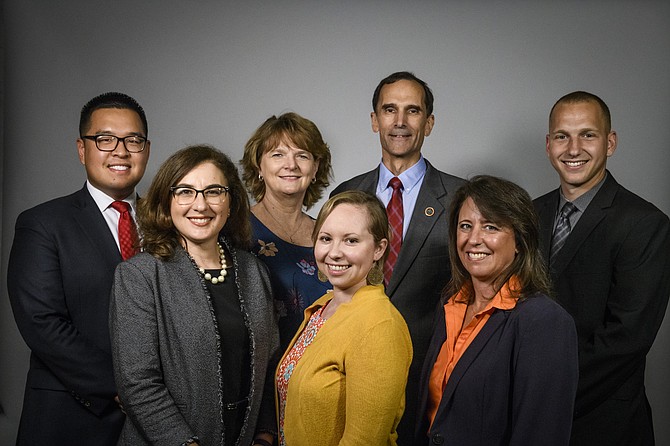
[110,201,139,260]
[384,177,403,285]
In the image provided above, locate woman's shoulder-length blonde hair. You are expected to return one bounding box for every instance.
[241,112,332,209]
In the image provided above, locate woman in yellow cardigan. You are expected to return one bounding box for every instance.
[275,190,412,446]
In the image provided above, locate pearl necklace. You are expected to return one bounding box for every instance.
[199,243,228,284]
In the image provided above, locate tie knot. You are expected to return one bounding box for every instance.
[560,202,577,218]
[111,200,131,214]
[388,177,403,191]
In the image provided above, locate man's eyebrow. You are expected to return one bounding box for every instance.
[406,103,424,111]
[91,130,146,137]
[380,102,423,109]
[551,127,598,135]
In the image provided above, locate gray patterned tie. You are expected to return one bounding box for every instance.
[550,202,577,265]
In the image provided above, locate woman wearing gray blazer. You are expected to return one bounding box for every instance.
[110,145,279,446]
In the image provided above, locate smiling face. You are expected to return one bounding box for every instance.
[457,197,517,295]
[546,100,617,200]
[77,108,150,200]
[314,203,387,297]
[371,79,434,170]
[258,141,319,201]
[170,162,230,249]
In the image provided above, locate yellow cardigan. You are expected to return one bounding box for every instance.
[277,285,413,446]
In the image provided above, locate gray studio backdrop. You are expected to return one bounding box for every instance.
[2,0,669,443]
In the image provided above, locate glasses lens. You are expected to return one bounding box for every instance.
[173,187,196,205]
[96,135,118,151]
[204,187,227,204]
[124,136,146,152]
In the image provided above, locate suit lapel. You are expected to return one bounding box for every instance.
[357,168,380,195]
[433,310,508,422]
[417,309,447,430]
[551,174,618,275]
[387,161,448,295]
[72,186,123,267]
[536,191,559,258]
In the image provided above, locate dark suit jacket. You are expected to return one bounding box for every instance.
[331,159,464,445]
[8,185,125,445]
[415,294,578,446]
[534,172,670,446]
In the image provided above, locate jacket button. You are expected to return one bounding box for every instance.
[431,433,444,444]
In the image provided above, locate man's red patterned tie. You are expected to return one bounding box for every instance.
[111,201,138,260]
[384,177,403,285]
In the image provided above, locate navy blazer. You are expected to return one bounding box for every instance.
[534,172,670,446]
[8,185,125,445]
[416,294,579,446]
[332,159,464,445]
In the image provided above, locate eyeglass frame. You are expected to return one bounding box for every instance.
[170,185,231,205]
[81,134,149,153]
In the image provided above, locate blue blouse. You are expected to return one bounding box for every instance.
[250,213,331,349]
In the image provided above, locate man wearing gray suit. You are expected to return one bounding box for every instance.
[331,71,464,445]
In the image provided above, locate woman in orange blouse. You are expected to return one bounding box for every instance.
[416,175,579,446]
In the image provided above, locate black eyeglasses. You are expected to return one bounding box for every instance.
[170,186,230,205]
[81,134,148,153]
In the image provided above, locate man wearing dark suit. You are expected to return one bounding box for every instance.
[331,71,464,445]
[8,92,151,445]
[534,91,670,446]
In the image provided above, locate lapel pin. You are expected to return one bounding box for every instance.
[425,207,435,217]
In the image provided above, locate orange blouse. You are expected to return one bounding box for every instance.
[426,278,519,427]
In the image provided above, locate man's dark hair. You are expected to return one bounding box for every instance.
[372,71,434,116]
[79,92,148,136]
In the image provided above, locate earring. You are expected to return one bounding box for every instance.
[317,269,328,283]
[311,177,317,184]
[258,174,264,181]
[366,261,383,286]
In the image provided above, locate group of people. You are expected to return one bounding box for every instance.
[7,71,670,446]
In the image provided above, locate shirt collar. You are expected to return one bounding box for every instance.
[449,276,520,313]
[559,171,608,213]
[378,156,426,194]
[86,180,137,213]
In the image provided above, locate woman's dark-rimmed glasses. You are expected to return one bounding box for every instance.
[170,186,230,205]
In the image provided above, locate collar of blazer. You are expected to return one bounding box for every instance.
[431,308,510,423]
[333,160,456,295]
[386,160,451,294]
[75,185,126,266]
[548,172,619,275]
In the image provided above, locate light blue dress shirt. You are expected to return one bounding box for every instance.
[376,156,427,238]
